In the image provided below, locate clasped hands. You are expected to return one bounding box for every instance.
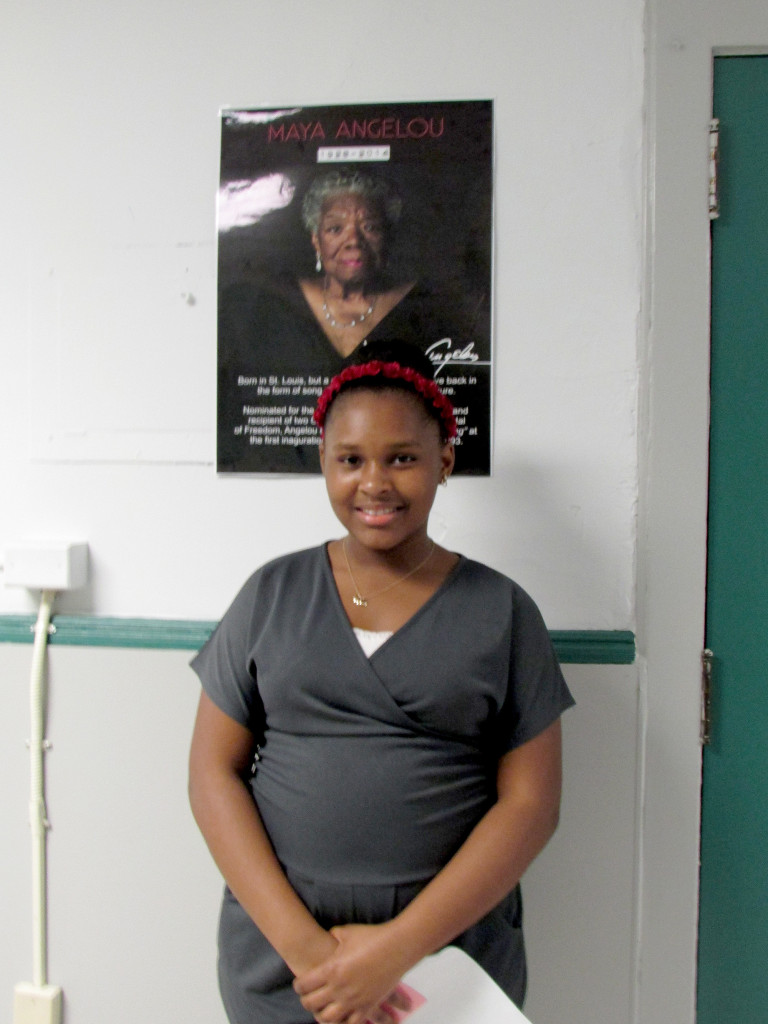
[293,922,415,1024]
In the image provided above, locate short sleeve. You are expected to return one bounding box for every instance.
[493,584,575,754]
[190,571,266,735]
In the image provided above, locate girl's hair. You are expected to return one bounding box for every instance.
[301,170,402,234]
[314,339,457,442]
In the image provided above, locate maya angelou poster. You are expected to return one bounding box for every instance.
[217,100,493,475]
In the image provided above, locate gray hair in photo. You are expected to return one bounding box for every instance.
[301,169,403,234]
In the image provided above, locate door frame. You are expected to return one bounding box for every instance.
[642,4,768,1023]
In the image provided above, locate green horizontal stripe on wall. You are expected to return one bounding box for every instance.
[0,615,217,651]
[549,630,635,664]
[0,615,635,664]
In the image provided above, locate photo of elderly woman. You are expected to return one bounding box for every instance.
[216,101,492,475]
[299,170,413,355]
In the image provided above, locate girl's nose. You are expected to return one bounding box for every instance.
[360,461,391,492]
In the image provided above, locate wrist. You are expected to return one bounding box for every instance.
[282,925,337,976]
[374,917,428,977]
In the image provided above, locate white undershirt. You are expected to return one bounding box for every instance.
[353,627,393,658]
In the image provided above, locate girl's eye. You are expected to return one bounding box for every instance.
[393,454,416,465]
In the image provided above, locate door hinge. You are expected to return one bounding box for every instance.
[709,118,720,220]
[701,648,714,745]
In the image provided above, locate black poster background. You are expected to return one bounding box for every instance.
[217,100,493,474]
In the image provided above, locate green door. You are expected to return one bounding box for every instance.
[697,55,768,1023]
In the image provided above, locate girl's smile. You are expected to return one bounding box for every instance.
[355,504,405,527]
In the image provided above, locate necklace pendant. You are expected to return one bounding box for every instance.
[352,594,368,607]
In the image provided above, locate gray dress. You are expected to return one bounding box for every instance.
[191,545,573,1024]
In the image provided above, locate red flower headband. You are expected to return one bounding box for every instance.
[313,360,457,440]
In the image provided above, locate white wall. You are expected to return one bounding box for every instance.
[0,0,643,627]
[0,2,651,1023]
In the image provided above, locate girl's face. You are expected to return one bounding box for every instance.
[319,388,454,555]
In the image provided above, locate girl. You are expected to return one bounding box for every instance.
[189,339,573,1024]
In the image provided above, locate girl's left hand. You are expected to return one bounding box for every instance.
[293,922,413,1024]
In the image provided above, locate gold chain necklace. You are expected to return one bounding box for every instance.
[341,538,436,608]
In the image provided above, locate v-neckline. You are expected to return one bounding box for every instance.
[296,279,417,357]
[322,542,465,655]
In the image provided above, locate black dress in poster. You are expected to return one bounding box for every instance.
[217,101,493,474]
